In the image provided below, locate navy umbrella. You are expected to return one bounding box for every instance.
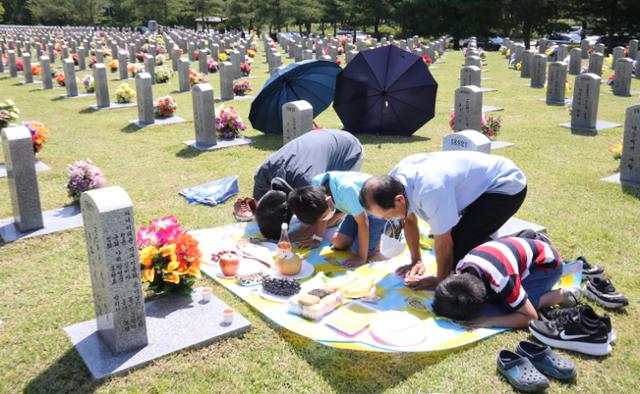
[333,45,438,136]
[249,60,341,134]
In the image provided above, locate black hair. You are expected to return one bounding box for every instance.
[255,190,292,240]
[287,186,328,224]
[432,273,487,321]
[359,175,405,210]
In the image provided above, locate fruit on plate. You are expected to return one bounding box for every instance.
[275,252,302,276]
[219,251,240,276]
[328,272,374,298]
[262,277,301,297]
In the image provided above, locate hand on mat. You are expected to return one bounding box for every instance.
[405,275,438,290]
[343,255,366,268]
[401,261,425,279]
[297,239,321,250]
[396,261,421,277]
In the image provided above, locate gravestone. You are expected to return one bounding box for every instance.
[8,50,17,78]
[1,126,44,232]
[560,73,620,132]
[144,54,155,84]
[612,46,624,63]
[188,42,196,62]
[546,61,568,105]
[171,47,180,72]
[595,43,605,54]
[464,56,481,68]
[629,40,639,61]
[177,59,190,92]
[520,50,534,78]
[118,51,128,80]
[443,129,491,154]
[63,59,79,97]
[557,44,568,61]
[128,43,136,63]
[79,186,148,355]
[282,100,314,144]
[231,50,242,79]
[303,49,313,60]
[514,45,524,64]
[135,73,154,125]
[613,58,633,97]
[93,64,110,108]
[270,53,282,75]
[96,49,104,64]
[294,45,303,62]
[198,49,209,74]
[580,39,589,59]
[40,56,52,89]
[191,83,217,149]
[530,54,546,88]
[620,105,640,184]
[569,48,582,75]
[78,47,87,70]
[0,53,3,73]
[588,53,603,76]
[453,86,483,132]
[219,61,234,101]
[62,45,69,60]
[22,53,33,83]
[460,65,481,87]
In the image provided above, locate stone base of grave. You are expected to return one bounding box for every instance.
[478,87,497,93]
[481,77,492,80]
[129,116,186,129]
[493,217,546,239]
[0,160,50,178]
[64,292,251,380]
[483,105,504,112]
[601,172,640,186]
[559,121,622,133]
[538,98,572,106]
[490,141,514,150]
[20,80,42,85]
[233,76,256,80]
[89,102,137,111]
[184,137,253,151]
[605,90,640,96]
[0,204,83,243]
[215,95,255,101]
[59,93,94,99]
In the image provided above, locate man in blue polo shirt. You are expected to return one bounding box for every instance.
[359,151,527,289]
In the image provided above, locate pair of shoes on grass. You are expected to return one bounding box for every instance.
[497,341,576,392]
[575,256,628,309]
[233,197,256,222]
[529,303,614,357]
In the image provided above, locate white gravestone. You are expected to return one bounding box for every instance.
[93,64,111,108]
[177,58,190,92]
[613,58,633,97]
[40,56,53,89]
[443,129,491,154]
[282,100,314,144]
[569,48,582,75]
[453,86,483,132]
[520,50,534,78]
[219,61,234,101]
[191,83,217,149]
[588,53,603,76]
[546,61,568,105]
[63,58,79,97]
[460,66,481,88]
[135,73,154,125]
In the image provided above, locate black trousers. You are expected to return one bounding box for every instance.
[451,186,528,264]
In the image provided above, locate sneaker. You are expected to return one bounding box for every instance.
[585,276,628,309]
[516,229,554,246]
[558,287,582,308]
[233,197,256,222]
[539,304,615,343]
[515,340,577,381]
[576,256,604,279]
[529,314,611,356]
[497,349,550,392]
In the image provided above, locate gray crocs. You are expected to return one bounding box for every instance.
[497,349,550,392]
[516,341,577,381]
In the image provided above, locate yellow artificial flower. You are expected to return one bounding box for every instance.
[218,53,227,62]
[140,245,158,268]
[163,271,180,284]
[142,268,155,283]
[165,257,179,273]
[185,266,201,278]
[159,243,177,260]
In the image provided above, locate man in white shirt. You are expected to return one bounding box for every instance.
[359,151,527,289]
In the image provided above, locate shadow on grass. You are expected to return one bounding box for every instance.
[79,107,96,114]
[51,96,66,102]
[175,145,203,159]
[358,134,431,145]
[622,183,640,200]
[24,347,102,394]
[120,123,140,133]
[277,327,471,394]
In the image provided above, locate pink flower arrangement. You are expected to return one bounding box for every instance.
[422,55,433,65]
[233,80,252,96]
[216,107,247,139]
[66,159,107,201]
[240,62,251,76]
[449,111,501,140]
[16,59,24,71]
[155,96,177,117]
[137,215,182,249]
[207,59,219,73]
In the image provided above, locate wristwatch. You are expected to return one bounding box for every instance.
[312,234,323,242]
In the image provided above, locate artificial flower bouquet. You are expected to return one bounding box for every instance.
[128,63,144,77]
[155,54,166,65]
[138,216,202,296]
[108,59,119,72]
[82,75,95,93]
[189,68,207,86]
[608,143,622,160]
[216,106,247,140]
[155,96,177,117]
[24,121,49,155]
[31,64,41,76]
[54,72,65,86]
[240,61,251,76]
[449,111,502,140]
[0,99,20,129]
[247,49,256,58]
[66,159,106,201]
[207,59,219,73]
[218,52,228,62]
[115,83,136,103]
[233,80,252,96]
[155,66,173,83]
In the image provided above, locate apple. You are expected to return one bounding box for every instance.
[219,252,240,276]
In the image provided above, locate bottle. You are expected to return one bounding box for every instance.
[277,222,292,260]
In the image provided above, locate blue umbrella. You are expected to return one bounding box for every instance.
[249,60,341,134]
[333,45,438,136]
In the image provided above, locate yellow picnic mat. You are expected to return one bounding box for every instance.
[191,222,582,352]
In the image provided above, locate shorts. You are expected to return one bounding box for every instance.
[336,213,385,253]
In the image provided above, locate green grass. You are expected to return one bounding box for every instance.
[0,48,639,393]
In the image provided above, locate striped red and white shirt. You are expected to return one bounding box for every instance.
[455,238,561,311]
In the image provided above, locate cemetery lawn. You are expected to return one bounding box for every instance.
[1,50,639,394]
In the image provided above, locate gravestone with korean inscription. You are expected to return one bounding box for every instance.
[442,129,491,154]
[282,100,314,144]
[460,66,481,87]
[613,58,633,97]
[546,61,568,105]
[620,105,640,184]
[560,73,621,132]
[453,86,483,132]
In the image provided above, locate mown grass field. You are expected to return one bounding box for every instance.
[0,43,638,393]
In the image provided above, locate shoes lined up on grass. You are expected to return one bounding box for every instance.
[574,256,628,309]
[497,341,576,392]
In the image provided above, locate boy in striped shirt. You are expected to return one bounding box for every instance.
[432,236,573,328]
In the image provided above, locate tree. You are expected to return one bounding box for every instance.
[0,3,4,22]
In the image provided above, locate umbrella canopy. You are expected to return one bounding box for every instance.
[249,60,341,134]
[333,45,438,136]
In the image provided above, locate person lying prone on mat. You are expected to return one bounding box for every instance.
[432,235,577,329]
[359,151,527,289]
[252,129,364,240]
[287,171,386,268]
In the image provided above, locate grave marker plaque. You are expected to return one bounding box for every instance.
[443,129,491,154]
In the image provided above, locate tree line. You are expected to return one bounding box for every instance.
[1,0,639,47]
